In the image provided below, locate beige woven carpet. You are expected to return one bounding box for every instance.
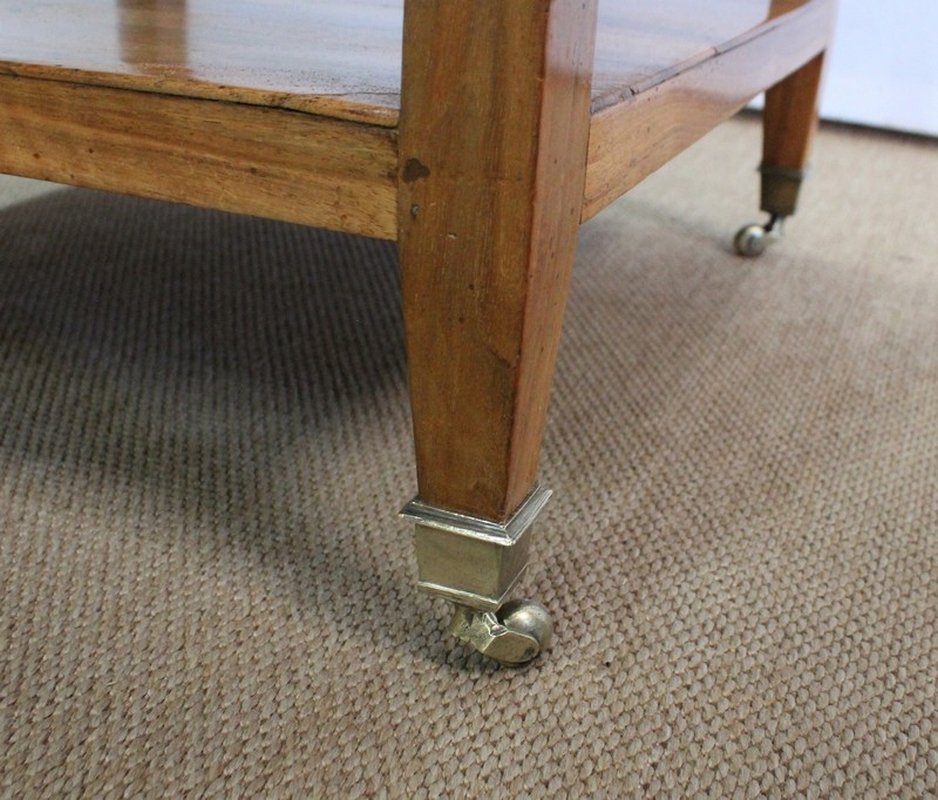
[1,117,937,799]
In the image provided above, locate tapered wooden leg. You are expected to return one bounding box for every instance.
[396,0,597,663]
[761,51,826,218]
[736,51,827,256]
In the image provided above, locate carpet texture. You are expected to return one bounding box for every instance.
[1,117,936,799]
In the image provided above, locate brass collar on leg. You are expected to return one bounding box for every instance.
[400,486,552,612]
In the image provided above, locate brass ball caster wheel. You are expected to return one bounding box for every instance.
[448,599,553,666]
[734,223,769,257]
[734,214,783,258]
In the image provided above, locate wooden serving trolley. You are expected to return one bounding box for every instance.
[0,0,836,664]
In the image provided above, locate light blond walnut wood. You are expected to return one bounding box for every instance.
[0,0,838,236]
[0,0,840,496]
[591,0,817,111]
[764,51,826,170]
[757,52,827,218]
[0,0,821,128]
[0,0,403,127]
[398,0,597,521]
[0,75,398,240]
[581,0,836,222]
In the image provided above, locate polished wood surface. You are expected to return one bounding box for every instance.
[0,0,836,245]
[0,0,819,127]
[591,0,815,110]
[398,0,597,521]
[0,75,398,238]
[582,0,836,221]
[0,0,403,126]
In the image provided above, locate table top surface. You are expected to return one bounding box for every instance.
[0,0,807,126]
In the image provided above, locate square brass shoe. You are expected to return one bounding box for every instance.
[760,163,808,218]
[400,486,551,612]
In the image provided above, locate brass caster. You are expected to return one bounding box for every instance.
[734,214,783,257]
[449,599,553,666]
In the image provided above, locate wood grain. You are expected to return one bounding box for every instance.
[0,0,403,127]
[0,74,398,239]
[398,0,597,521]
[591,0,813,111]
[581,0,836,222]
[763,51,826,171]
[0,0,819,129]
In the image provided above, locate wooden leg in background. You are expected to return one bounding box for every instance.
[397,0,597,665]
[761,51,826,218]
[735,51,827,257]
